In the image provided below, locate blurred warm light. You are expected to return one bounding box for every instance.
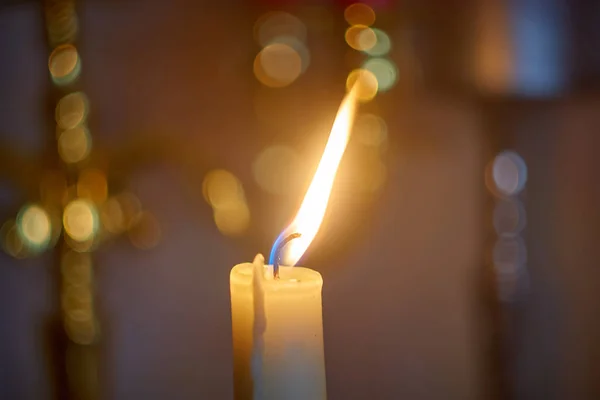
[344,3,376,26]
[252,145,301,195]
[364,28,391,56]
[1,220,26,259]
[44,0,78,47]
[345,25,377,51]
[77,169,108,204]
[58,126,92,164]
[64,316,96,345]
[254,43,302,88]
[353,113,387,147]
[346,68,378,102]
[61,250,92,286]
[40,170,68,206]
[203,169,245,209]
[16,204,52,251]
[267,36,311,74]
[272,87,358,266]
[363,57,398,92]
[128,212,161,250]
[99,193,141,234]
[254,11,307,47]
[488,151,528,196]
[63,199,98,242]
[56,92,88,130]
[493,198,526,237]
[48,44,81,85]
[214,203,251,237]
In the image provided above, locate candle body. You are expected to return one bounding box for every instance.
[230,262,326,400]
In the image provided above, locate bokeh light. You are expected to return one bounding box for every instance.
[16,204,52,252]
[353,113,388,147]
[254,11,307,47]
[63,199,99,242]
[77,169,108,204]
[61,250,92,286]
[364,28,391,56]
[56,92,88,130]
[252,145,301,195]
[493,198,527,237]
[128,212,161,250]
[99,193,142,234]
[213,203,251,237]
[203,170,245,209]
[363,57,398,92]
[202,170,250,236]
[58,126,92,164]
[490,151,528,196]
[493,236,527,272]
[48,44,81,86]
[344,3,376,26]
[345,25,377,51]
[267,36,311,74]
[1,220,26,258]
[254,43,302,88]
[346,68,378,102]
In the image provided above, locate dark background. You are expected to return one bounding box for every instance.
[0,0,599,399]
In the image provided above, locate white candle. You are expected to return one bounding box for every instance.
[230,254,326,400]
[229,86,358,400]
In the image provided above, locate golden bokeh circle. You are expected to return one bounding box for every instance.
[346,68,379,102]
[345,25,377,51]
[344,3,376,26]
[16,204,52,251]
[254,43,302,88]
[58,126,92,164]
[63,199,99,242]
[55,92,88,130]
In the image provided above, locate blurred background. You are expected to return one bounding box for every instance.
[0,0,598,399]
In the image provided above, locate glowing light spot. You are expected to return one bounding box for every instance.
[353,113,388,147]
[58,126,92,164]
[364,28,392,56]
[48,44,81,86]
[344,3,376,26]
[346,69,378,102]
[214,203,250,237]
[128,212,161,250]
[64,316,96,345]
[99,193,141,234]
[55,92,88,130]
[490,151,528,196]
[493,236,527,273]
[252,145,301,195]
[254,43,302,88]
[266,36,311,74]
[254,11,307,47]
[203,170,245,209]
[16,204,52,252]
[345,25,377,51]
[1,220,27,259]
[77,169,108,204]
[363,57,398,92]
[63,199,98,242]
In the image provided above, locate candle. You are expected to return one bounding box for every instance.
[230,87,358,400]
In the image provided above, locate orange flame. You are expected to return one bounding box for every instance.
[270,87,358,266]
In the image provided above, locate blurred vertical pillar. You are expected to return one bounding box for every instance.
[472,0,570,399]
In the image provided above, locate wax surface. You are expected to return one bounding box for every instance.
[230,261,326,400]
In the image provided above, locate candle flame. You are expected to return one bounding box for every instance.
[269,87,358,266]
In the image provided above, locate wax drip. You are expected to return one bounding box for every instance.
[272,233,301,279]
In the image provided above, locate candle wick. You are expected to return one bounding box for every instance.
[273,232,302,279]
